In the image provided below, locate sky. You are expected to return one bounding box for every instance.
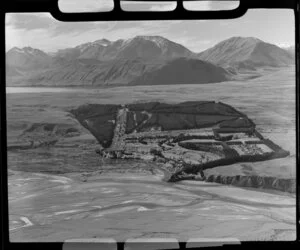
[5,0,295,53]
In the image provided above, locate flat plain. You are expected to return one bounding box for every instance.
[6,66,296,241]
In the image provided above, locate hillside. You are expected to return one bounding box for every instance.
[13,57,230,87]
[129,58,231,86]
[6,46,52,70]
[14,59,164,86]
[198,37,294,70]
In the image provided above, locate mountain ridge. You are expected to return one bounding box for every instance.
[197,36,294,70]
[6,36,294,86]
[52,36,194,61]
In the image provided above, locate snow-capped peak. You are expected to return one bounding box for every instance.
[93,39,111,47]
[121,36,170,50]
[11,47,26,54]
[76,42,93,52]
[138,36,169,47]
[9,46,45,56]
[75,39,111,52]
[23,46,39,55]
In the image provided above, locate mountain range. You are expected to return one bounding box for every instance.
[6,36,294,86]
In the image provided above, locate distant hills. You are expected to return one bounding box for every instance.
[6,36,294,86]
[198,37,294,70]
[6,46,52,70]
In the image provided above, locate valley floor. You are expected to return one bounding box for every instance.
[9,170,296,242]
[6,66,296,241]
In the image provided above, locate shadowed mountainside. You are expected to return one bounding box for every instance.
[7,57,232,87]
[129,58,231,86]
[20,59,164,86]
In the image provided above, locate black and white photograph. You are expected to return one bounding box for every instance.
[5,0,296,243]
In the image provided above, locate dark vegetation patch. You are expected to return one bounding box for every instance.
[69,101,291,192]
[70,104,120,120]
[70,101,257,147]
[69,104,120,148]
[84,115,115,148]
[125,101,254,134]
[178,142,224,157]
[127,101,240,115]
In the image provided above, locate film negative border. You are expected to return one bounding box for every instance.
[0,0,299,250]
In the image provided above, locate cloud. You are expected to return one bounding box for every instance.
[5,13,112,51]
[58,0,238,13]
[51,22,99,36]
[171,37,214,52]
[183,1,239,11]
[149,3,177,11]
[121,1,176,11]
[210,1,240,10]
[5,13,53,30]
[59,0,177,12]
[58,0,114,12]
[57,0,239,13]
[99,20,184,38]
[183,1,212,11]
[6,13,101,37]
[5,13,185,52]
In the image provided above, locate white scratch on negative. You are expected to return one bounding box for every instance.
[20,217,33,226]
[54,209,82,215]
[10,217,33,231]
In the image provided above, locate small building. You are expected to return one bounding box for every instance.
[102,148,124,158]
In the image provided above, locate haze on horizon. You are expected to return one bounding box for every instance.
[5,7,294,53]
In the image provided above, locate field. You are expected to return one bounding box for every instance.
[6,66,296,241]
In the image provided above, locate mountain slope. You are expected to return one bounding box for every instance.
[115,36,194,60]
[54,36,194,61]
[17,59,164,86]
[56,39,112,61]
[130,58,231,86]
[9,57,230,87]
[6,47,52,70]
[198,37,294,70]
[6,65,23,77]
